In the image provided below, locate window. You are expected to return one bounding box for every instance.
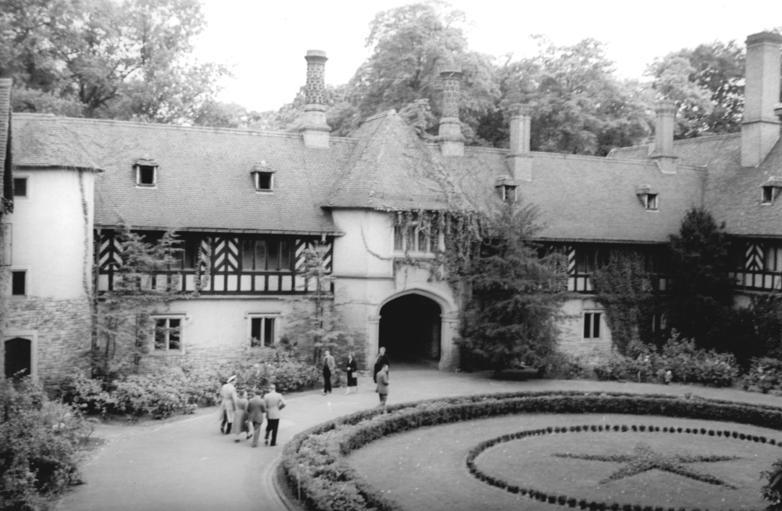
[762,186,777,205]
[651,312,667,334]
[642,193,658,210]
[253,171,274,191]
[249,316,276,347]
[496,184,517,203]
[11,270,25,296]
[764,245,782,272]
[241,238,292,271]
[153,317,182,351]
[134,159,158,187]
[13,178,27,197]
[583,312,601,339]
[574,247,608,274]
[250,161,275,192]
[393,214,440,254]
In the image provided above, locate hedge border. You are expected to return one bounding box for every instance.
[466,422,782,510]
[280,391,782,511]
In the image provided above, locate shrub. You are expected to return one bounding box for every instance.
[47,372,115,416]
[1,378,90,511]
[741,357,782,394]
[593,333,738,387]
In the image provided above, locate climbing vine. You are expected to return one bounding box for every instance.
[591,251,659,355]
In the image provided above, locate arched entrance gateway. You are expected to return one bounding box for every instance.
[379,293,442,365]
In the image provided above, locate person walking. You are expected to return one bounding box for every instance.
[373,346,389,383]
[233,389,250,443]
[219,375,238,434]
[322,349,336,394]
[345,351,358,394]
[246,388,266,448]
[263,383,286,446]
[375,363,389,410]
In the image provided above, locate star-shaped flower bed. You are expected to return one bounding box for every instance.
[553,442,741,488]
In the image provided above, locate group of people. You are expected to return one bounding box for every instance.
[322,347,391,410]
[219,376,286,447]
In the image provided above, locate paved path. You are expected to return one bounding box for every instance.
[55,367,782,511]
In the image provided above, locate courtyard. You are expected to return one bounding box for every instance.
[54,366,782,511]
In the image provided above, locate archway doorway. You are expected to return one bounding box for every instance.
[4,337,32,378]
[379,294,441,364]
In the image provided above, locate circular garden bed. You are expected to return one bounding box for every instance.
[280,391,782,511]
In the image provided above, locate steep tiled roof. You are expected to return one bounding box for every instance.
[13,114,355,234]
[612,133,782,237]
[326,111,462,211]
[452,148,706,243]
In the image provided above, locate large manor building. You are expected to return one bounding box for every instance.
[2,32,782,379]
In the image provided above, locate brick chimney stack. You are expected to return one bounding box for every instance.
[741,32,782,167]
[651,100,677,173]
[438,67,463,157]
[506,104,532,181]
[300,50,330,149]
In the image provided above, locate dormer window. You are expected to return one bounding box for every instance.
[250,161,275,192]
[134,158,158,187]
[635,185,658,211]
[761,177,782,205]
[495,176,517,203]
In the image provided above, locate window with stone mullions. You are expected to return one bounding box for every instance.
[394,217,439,253]
[583,312,601,339]
[250,316,275,347]
[154,317,181,351]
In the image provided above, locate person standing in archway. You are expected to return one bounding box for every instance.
[373,346,389,383]
[322,349,336,395]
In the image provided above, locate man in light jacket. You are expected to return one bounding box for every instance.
[246,388,266,448]
[263,383,286,446]
[219,375,238,434]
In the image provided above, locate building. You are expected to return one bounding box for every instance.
[2,33,782,379]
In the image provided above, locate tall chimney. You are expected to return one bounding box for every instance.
[438,67,463,157]
[506,103,532,181]
[0,78,12,215]
[741,32,782,167]
[651,100,677,173]
[300,50,330,149]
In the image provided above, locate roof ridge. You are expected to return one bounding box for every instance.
[12,112,359,144]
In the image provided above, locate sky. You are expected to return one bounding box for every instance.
[194,0,782,112]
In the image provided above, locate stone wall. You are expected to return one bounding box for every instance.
[556,297,613,365]
[4,296,92,379]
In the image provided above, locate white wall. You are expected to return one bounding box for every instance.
[8,169,95,299]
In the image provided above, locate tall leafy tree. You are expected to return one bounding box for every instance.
[0,0,226,123]
[648,41,744,137]
[487,38,652,155]
[666,208,734,351]
[458,201,566,371]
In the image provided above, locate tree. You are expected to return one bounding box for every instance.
[648,41,744,137]
[458,201,566,371]
[1,0,227,123]
[488,38,652,155]
[92,227,192,379]
[665,208,734,351]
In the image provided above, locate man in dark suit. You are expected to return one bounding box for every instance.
[263,383,286,446]
[373,346,389,383]
[246,388,266,448]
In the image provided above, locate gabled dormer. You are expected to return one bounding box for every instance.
[761,177,782,205]
[250,161,275,192]
[133,158,158,187]
[635,185,659,211]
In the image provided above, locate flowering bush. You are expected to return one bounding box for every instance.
[1,378,90,511]
[741,357,782,394]
[593,333,739,387]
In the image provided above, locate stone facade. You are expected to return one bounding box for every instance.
[3,296,92,379]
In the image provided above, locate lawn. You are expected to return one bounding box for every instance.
[347,413,778,510]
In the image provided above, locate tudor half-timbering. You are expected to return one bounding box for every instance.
[2,32,782,378]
